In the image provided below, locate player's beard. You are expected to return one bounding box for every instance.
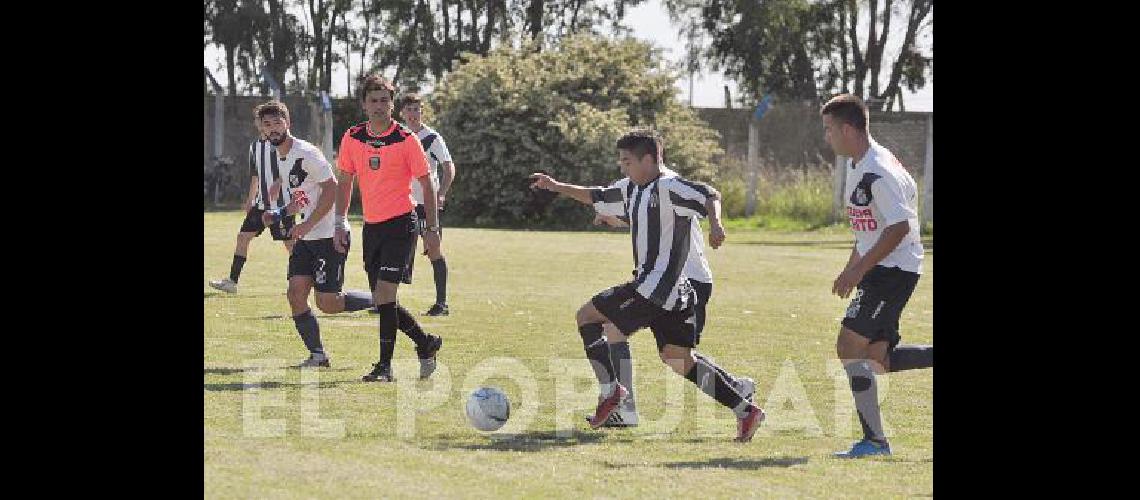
[268,131,289,146]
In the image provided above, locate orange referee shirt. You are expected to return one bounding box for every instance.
[337,120,430,223]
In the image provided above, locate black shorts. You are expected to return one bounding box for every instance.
[363,211,417,289]
[239,206,295,241]
[841,265,921,348]
[690,279,713,344]
[591,282,698,352]
[287,238,348,293]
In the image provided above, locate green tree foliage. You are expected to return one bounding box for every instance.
[429,35,724,228]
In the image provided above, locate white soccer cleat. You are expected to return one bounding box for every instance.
[209,278,238,294]
[736,377,757,402]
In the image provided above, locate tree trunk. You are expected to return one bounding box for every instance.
[570,0,582,33]
[481,0,496,54]
[225,44,237,95]
[359,0,371,80]
[881,0,932,108]
[393,0,426,85]
[868,0,894,99]
[838,1,848,92]
[527,0,544,42]
[865,0,878,100]
[847,0,864,98]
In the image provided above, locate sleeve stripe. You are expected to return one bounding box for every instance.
[675,178,711,197]
[670,191,707,217]
[591,187,624,204]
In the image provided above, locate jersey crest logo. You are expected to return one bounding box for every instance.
[288,158,307,188]
[369,156,381,170]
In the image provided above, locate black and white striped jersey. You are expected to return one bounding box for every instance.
[590,171,716,310]
[248,138,292,210]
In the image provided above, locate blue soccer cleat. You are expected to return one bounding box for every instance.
[834,439,892,458]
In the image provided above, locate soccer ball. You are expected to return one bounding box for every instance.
[466,387,510,432]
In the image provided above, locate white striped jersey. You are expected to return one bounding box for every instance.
[603,172,713,284]
[591,171,716,310]
[249,138,292,210]
[409,125,452,205]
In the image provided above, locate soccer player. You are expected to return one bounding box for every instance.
[209,108,295,294]
[586,159,755,428]
[529,129,765,442]
[252,101,377,368]
[821,94,934,458]
[334,75,444,382]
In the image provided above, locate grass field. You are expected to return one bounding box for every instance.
[204,211,933,498]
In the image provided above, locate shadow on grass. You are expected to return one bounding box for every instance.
[615,456,810,470]
[204,379,356,392]
[426,429,635,452]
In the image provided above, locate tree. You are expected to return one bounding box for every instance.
[430,34,724,228]
[674,0,933,110]
[205,0,248,95]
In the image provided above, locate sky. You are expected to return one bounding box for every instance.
[204,0,932,111]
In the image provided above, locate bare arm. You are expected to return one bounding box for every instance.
[418,174,439,228]
[851,221,910,274]
[245,176,259,210]
[704,186,725,249]
[335,169,354,220]
[528,173,595,206]
[832,221,910,298]
[438,160,456,202]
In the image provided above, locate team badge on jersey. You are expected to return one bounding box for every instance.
[850,172,880,207]
[369,156,381,170]
[288,158,307,188]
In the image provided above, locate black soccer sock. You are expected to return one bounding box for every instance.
[845,360,887,444]
[609,341,635,407]
[229,255,247,283]
[377,302,398,366]
[684,355,750,417]
[579,323,616,389]
[889,344,933,372]
[342,290,374,312]
[693,352,739,387]
[431,257,448,305]
[292,310,324,355]
[396,304,429,345]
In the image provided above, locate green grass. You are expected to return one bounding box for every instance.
[204,211,933,498]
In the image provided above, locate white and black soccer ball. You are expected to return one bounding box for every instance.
[466,387,510,432]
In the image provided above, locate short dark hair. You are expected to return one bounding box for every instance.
[821,94,868,131]
[400,93,423,108]
[616,128,662,161]
[254,100,289,122]
[358,74,396,101]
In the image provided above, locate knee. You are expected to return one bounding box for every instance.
[286,287,308,307]
[314,293,340,314]
[658,345,692,373]
[576,303,597,326]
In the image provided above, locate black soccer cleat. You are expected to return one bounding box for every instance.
[362,362,395,382]
[424,303,449,316]
[416,334,443,379]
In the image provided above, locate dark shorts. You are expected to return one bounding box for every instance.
[239,205,295,241]
[592,282,698,352]
[287,237,348,293]
[690,279,713,344]
[363,211,417,289]
[841,265,921,348]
